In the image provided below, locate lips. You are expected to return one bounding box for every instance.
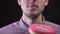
[28,4,38,8]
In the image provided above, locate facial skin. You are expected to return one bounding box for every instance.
[17,0,49,20]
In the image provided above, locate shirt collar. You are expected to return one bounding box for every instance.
[19,16,46,30]
[19,18,28,31]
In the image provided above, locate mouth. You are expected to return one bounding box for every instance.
[27,4,38,11]
[27,4,38,8]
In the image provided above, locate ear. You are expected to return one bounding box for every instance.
[17,0,21,5]
[45,0,49,6]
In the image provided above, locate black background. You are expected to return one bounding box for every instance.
[0,0,60,28]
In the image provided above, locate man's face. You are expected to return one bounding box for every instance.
[18,0,48,19]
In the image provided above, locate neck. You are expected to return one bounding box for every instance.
[22,14,43,26]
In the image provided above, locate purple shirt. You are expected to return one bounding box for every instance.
[0,18,60,34]
[20,19,60,34]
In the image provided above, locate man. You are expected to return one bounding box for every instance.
[0,0,60,34]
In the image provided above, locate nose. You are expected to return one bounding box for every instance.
[29,0,35,3]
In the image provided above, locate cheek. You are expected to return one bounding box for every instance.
[37,0,46,9]
[21,0,27,5]
[37,0,46,5]
[21,0,28,11]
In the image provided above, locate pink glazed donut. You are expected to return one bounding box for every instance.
[29,24,55,34]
